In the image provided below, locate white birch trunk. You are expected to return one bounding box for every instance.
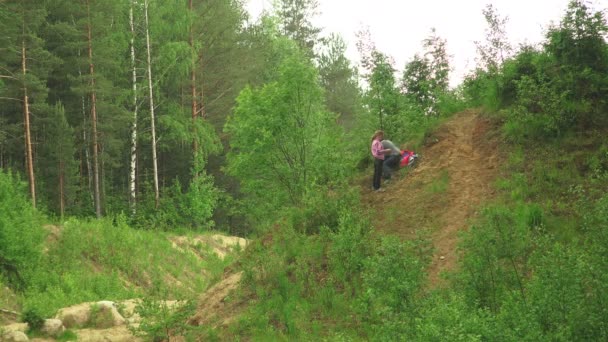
[144,0,160,209]
[129,2,138,215]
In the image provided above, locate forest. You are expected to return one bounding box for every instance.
[0,0,607,340]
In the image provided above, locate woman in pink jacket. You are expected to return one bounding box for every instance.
[370,130,392,191]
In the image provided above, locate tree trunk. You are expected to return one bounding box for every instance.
[21,11,36,208]
[77,46,94,205]
[59,160,65,217]
[189,0,198,153]
[86,0,102,218]
[129,1,138,215]
[144,0,160,209]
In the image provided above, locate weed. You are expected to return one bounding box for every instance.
[427,170,450,194]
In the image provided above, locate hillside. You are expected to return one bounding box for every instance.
[363,109,502,285]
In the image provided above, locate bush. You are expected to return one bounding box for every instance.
[0,171,44,290]
[22,307,45,332]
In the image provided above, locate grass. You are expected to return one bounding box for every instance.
[426,170,450,194]
[17,216,235,320]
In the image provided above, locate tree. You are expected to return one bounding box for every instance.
[475,4,512,73]
[274,0,321,58]
[401,28,451,116]
[317,34,362,129]
[366,51,400,136]
[355,25,377,79]
[0,1,55,207]
[422,28,450,94]
[225,43,339,219]
[401,54,432,110]
[143,0,160,209]
[128,0,139,215]
[544,0,608,127]
[84,0,102,217]
[38,102,78,217]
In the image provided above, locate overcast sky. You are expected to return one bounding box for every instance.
[245,0,605,87]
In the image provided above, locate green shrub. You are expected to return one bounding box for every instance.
[133,298,196,341]
[22,307,45,332]
[359,237,424,339]
[0,171,45,290]
[457,204,535,312]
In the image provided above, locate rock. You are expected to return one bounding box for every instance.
[439,255,445,260]
[90,301,126,329]
[2,323,28,333]
[56,301,125,329]
[56,303,91,328]
[2,330,29,341]
[41,319,65,337]
[76,325,142,342]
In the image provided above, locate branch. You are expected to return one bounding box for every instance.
[0,97,23,102]
[0,308,19,316]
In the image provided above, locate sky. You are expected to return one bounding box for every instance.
[245,0,605,87]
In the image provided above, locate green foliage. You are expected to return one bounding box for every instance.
[318,34,362,130]
[38,102,79,217]
[22,307,45,332]
[468,0,608,139]
[56,330,78,341]
[17,215,221,319]
[504,75,570,139]
[366,51,401,137]
[543,0,608,129]
[274,0,321,59]
[134,172,218,231]
[132,299,196,341]
[457,204,536,313]
[226,44,345,222]
[0,171,44,289]
[410,292,490,341]
[288,184,356,235]
[327,209,372,284]
[359,237,424,338]
[475,4,512,73]
[427,170,450,194]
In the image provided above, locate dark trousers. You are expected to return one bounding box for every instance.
[373,158,383,190]
[383,154,400,179]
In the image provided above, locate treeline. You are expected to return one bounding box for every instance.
[1,0,252,225]
[0,0,463,230]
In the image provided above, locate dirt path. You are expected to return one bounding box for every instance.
[363,109,500,286]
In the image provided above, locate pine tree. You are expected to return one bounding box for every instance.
[39,102,78,217]
[274,0,321,59]
[318,34,362,129]
[0,0,56,207]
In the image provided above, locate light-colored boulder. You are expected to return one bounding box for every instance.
[76,325,142,342]
[89,301,126,329]
[2,323,28,333]
[2,330,29,341]
[56,302,91,328]
[41,319,64,337]
[56,301,125,329]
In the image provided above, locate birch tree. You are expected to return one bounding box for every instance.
[144,0,160,209]
[129,0,139,214]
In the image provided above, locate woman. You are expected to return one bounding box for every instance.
[370,130,391,191]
